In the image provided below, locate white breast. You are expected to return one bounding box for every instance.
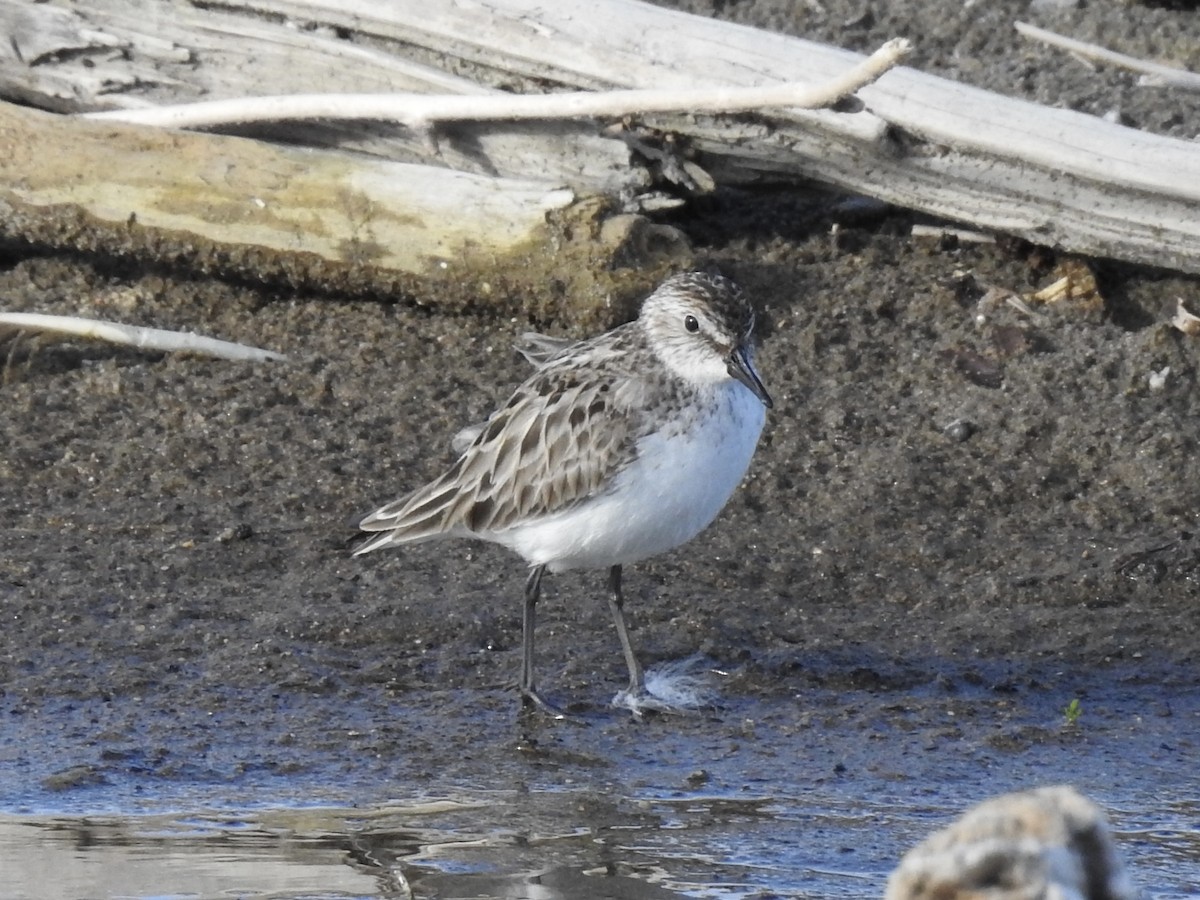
[499,382,766,572]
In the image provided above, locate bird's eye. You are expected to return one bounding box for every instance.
[684,314,700,333]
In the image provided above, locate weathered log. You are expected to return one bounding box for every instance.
[239,0,1192,273]
[1,0,1197,279]
[0,102,690,329]
[0,0,645,193]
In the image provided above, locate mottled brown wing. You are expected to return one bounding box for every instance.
[357,364,635,544]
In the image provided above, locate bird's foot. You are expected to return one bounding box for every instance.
[519,686,587,724]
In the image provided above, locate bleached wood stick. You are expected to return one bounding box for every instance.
[83,39,910,129]
[1015,21,1200,91]
[0,312,286,362]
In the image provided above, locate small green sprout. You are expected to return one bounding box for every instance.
[1063,698,1083,727]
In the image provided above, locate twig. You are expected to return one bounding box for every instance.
[81,38,910,130]
[1015,21,1200,91]
[0,313,286,362]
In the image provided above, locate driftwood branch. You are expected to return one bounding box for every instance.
[0,313,286,362]
[1015,21,1200,91]
[84,39,911,129]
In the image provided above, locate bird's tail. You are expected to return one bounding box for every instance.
[352,461,472,554]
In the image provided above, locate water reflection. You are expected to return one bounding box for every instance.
[1,787,1197,900]
[0,802,695,900]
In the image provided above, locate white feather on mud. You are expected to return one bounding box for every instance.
[612,655,718,715]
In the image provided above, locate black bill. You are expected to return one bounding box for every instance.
[727,347,773,408]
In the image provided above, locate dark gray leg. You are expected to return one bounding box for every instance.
[520,564,545,699]
[607,565,645,695]
[519,564,567,717]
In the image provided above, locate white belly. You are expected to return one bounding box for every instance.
[500,384,766,572]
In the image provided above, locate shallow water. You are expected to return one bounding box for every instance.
[2,787,1196,899]
[2,681,1197,899]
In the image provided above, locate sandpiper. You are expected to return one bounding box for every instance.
[355,272,772,714]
